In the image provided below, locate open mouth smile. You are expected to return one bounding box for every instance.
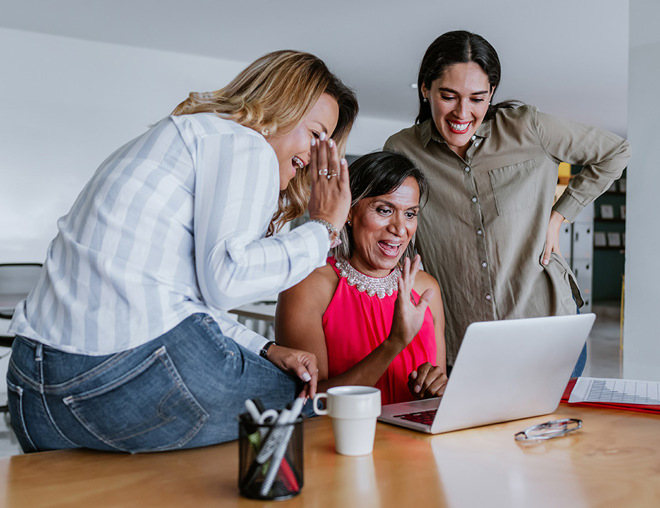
[378,240,402,257]
[292,156,305,171]
[447,121,470,134]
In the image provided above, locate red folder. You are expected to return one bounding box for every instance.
[560,378,660,415]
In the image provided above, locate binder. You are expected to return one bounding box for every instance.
[561,378,660,415]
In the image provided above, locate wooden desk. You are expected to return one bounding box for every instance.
[1,405,659,507]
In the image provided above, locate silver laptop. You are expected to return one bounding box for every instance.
[379,313,596,434]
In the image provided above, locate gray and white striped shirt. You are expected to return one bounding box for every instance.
[10,113,329,355]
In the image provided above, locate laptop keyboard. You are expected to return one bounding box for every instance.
[394,409,437,425]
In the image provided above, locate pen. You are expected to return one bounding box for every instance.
[259,398,305,496]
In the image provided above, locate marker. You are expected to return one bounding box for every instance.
[259,399,305,495]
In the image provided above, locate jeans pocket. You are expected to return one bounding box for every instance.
[6,378,38,453]
[63,346,209,452]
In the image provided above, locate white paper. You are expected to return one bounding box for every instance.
[569,377,660,405]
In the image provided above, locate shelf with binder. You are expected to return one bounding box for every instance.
[557,165,626,306]
[592,169,626,301]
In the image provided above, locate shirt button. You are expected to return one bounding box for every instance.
[471,135,477,141]
[471,196,477,203]
[464,166,471,172]
[481,261,487,268]
[477,229,483,235]
[485,294,492,301]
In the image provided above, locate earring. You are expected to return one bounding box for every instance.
[346,220,352,226]
[423,97,428,103]
[261,128,270,136]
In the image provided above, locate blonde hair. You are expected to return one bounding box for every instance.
[172,50,358,234]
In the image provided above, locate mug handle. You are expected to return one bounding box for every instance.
[313,393,328,415]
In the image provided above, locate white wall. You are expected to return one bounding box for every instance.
[0,27,408,399]
[623,1,660,380]
[0,28,404,264]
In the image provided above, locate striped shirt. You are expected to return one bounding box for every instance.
[10,113,329,355]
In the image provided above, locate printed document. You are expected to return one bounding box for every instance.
[569,377,660,405]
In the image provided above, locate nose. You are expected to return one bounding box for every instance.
[455,98,469,118]
[388,214,406,236]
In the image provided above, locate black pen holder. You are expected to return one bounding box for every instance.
[238,417,304,500]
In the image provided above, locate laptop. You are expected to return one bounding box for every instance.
[378,313,596,434]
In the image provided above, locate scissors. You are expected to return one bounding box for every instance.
[244,399,279,439]
[257,409,278,425]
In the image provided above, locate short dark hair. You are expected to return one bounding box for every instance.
[332,151,428,261]
[416,30,519,124]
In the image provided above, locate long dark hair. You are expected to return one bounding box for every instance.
[416,30,521,124]
[332,151,428,262]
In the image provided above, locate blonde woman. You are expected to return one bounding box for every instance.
[7,50,358,452]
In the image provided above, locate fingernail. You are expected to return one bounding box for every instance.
[302,372,311,382]
[328,139,334,148]
[415,385,421,393]
[542,259,549,265]
[341,158,347,165]
[319,132,326,141]
[311,138,316,146]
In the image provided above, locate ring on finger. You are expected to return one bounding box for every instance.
[318,168,329,176]
[327,172,338,179]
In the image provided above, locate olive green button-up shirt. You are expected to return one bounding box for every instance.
[385,105,630,366]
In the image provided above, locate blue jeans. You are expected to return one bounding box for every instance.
[6,313,301,453]
[570,344,587,378]
[569,301,587,378]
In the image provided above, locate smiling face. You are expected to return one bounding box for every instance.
[265,93,339,191]
[348,177,421,278]
[422,62,494,159]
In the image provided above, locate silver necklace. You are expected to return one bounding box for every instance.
[335,258,400,298]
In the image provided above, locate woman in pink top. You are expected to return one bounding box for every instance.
[276,152,447,404]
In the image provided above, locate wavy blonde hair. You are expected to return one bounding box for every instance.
[172,50,358,234]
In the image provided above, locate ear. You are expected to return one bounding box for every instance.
[420,82,429,100]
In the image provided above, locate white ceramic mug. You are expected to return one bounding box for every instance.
[313,386,381,456]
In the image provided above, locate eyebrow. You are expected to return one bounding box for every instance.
[374,198,420,210]
[438,87,490,96]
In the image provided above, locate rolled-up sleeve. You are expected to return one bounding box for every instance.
[534,109,631,222]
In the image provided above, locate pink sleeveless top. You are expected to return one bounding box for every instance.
[323,257,437,405]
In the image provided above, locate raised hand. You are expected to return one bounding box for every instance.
[307,133,351,232]
[387,255,434,351]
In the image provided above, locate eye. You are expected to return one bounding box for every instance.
[311,131,321,139]
[376,207,393,216]
[441,94,456,101]
[471,98,485,103]
[405,211,418,219]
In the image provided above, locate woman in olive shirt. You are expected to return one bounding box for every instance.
[385,30,630,375]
